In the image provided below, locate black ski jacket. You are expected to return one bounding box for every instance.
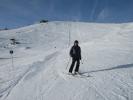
[70,45,81,60]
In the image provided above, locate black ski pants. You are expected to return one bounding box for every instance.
[69,58,80,73]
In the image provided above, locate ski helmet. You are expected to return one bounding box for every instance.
[74,40,79,43]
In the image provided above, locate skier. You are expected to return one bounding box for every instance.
[69,40,81,74]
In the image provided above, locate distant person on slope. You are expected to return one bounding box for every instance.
[69,40,81,74]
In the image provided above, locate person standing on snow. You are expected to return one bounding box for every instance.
[69,40,81,74]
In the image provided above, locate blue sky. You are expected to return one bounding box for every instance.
[0,0,133,28]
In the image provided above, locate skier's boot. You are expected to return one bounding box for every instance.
[68,72,73,75]
[74,71,79,75]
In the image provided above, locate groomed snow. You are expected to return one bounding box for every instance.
[0,21,133,100]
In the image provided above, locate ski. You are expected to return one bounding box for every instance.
[72,73,91,78]
[63,72,91,78]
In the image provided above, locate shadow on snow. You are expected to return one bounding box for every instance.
[81,63,133,74]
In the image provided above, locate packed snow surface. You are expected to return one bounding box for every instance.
[0,21,133,100]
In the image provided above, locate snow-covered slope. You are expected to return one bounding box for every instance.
[0,21,133,100]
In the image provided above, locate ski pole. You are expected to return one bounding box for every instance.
[66,57,71,70]
[81,59,83,64]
